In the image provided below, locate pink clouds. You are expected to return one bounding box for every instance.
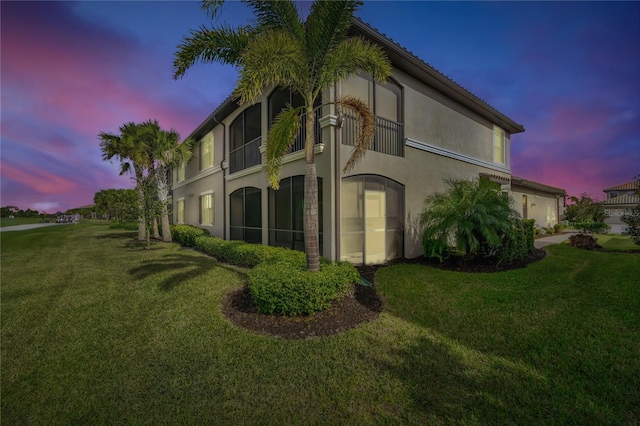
[1,162,80,196]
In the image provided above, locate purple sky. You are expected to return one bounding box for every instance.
[1,1,639,213]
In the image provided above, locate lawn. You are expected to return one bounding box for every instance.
[595,233,640,251]
[0,217,47,227]
[2,223,639,424]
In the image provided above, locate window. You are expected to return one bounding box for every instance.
[200,192,214,226]
[493,126,505,164]
[230,187,262,243]
[177,162,186,182]
[609,191,618,199]
[230,104,262,173]
[342,74,403,156]
[176,199,185,224]
[268,175,323,252]
[200,133,214,170]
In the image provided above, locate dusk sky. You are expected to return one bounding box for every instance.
[1,1,639,213]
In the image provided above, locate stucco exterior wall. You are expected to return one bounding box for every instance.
[510,185,561,228]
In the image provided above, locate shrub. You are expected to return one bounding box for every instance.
[248,261,359,315]
[553,223,565,234]
[194,236,306,268]
[543,227,555,235]
[621,205,640,245]
[522,219,536,253]
[170,224,208,247]
[568,234,602,251]
[421,178,521,262]
[495,221,533,265]
[574,222,610,235]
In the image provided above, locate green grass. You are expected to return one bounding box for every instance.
[594,233,640,251]
[2,224,639,424]
[0,217,47,227]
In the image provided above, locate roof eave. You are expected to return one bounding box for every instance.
[350,18,525,135]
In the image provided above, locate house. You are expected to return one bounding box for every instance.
[171,18,531,265]
[603,181,639,234]
[510,176,566,228]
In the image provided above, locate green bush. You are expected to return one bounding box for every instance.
[495,221,532,265]
[170,224,208,247]
[248,261,359,315]
[553,223,565,234]
[109,221,138,231]
[522,219,535,253]
[574,222,610,235]
[194,236,306,268]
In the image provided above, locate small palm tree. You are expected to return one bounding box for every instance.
[99,122,151,241]
[174,0,391,271]
[141,120,193,242]
[420,178,521,261]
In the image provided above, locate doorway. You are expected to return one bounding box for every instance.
[365,190,386,265]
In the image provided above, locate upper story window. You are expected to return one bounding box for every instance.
[609,191,618,199]
[493,126,506,165]
[268,87,321,153]
[200,133,214,170]
[342,74,404,157]
[230,104,261,174]
[177,161,186,182]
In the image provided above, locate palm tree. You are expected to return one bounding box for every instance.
[420,178,521,261]
[99,122,150,241]
[174,0,391,271]
[141,120,193,242]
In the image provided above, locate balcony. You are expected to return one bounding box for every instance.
[230,136,261,174]
[288,109,323,154]
[342,114,404,157]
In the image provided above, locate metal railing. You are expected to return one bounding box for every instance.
[288,109,323,154]
[342,114,404,157]
[230,136,262,174]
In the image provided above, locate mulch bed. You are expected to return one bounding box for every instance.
[221,249,547,340]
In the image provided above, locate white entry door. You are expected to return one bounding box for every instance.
[365,190,386,265]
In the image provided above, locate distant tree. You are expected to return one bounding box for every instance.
[420,178,521,261]
[565,193,606,223]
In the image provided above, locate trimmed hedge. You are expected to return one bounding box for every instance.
[522,219,536,254]
[496,221,534,265]
[194,236,306,268]
[191,234,359,315]
[170,224,209,247]
[574,221,610,235]
[248,261,359,315]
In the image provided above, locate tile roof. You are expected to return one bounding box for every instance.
[603,194,639,205]
[603,181,639,192]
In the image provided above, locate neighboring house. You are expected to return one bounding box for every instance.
[510,176,566,228]
[603,182,639,234]
[171,18,527,264]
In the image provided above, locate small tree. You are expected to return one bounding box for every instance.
[621,174,640,244]
[420,178,521,261]
[565,193,606,223]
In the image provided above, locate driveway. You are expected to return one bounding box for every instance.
[534,231,575,249]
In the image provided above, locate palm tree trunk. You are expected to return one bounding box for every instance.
[161,203,172,242]
[152,218,160,239]
[135,169,146,241]
[304,104,320,271]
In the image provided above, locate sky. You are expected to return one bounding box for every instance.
[1,1,639,213]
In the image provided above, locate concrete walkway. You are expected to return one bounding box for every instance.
[534,231,575,249]
[0,223,71,232]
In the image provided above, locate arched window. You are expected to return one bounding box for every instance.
[230,187,262,243]
[268,87,322,153]
[229,104,261,173]
[268,175,323,253]
[342,75,403,157]
[341,175,404,265]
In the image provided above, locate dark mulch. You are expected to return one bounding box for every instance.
[221,249,547,340]
[221,285,384,340]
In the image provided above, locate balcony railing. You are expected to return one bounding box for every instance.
[230,136,262,174]
[288,109,323,154]
[342,114,404,157]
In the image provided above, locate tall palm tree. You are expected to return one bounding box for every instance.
[141,120,193,242]
[99,122,150,241]
[174,0,391,271]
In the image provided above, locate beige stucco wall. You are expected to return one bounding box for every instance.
[510,185,560,228]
